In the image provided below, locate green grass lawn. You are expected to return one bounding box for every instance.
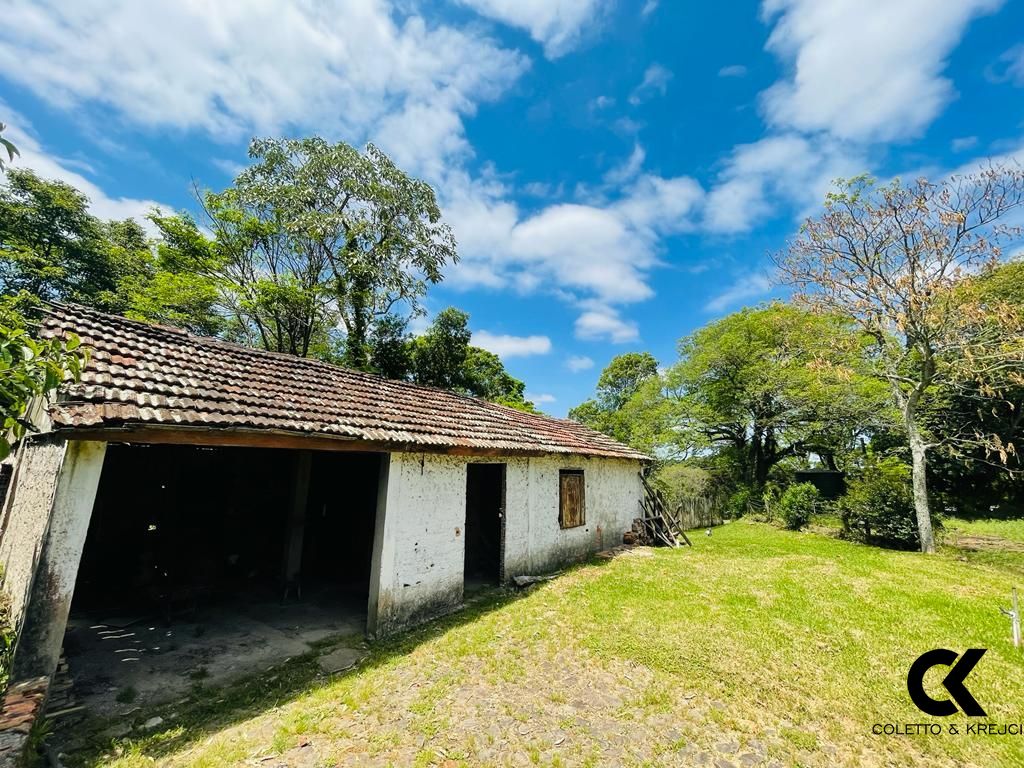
[66,523,1024,768]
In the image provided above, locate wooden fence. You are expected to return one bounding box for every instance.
[670,494,724,531]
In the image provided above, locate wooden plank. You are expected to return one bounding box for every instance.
[56,426,588,459]
[559,470,585,528]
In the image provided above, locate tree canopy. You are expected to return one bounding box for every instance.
[776,168,1024,551]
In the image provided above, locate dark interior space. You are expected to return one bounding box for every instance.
[71,443,382,618]
[464,463,505,586]
[63,443,383,717]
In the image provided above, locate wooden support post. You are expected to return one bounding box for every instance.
[281,450,312,599]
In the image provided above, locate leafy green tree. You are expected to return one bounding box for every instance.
[777,169,1024,552]
[243,137,456,367]
[0,297,86,458]
[659,304,885,486]
[569,352,659,444]
[408,308,534,409]
[0,168,118,305]
[368,314,414,380]
[926,259,1024,516]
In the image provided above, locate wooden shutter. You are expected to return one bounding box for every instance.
[559,470,585,529]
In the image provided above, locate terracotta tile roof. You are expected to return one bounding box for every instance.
[40,303,648,461]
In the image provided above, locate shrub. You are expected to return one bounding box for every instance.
[777,482,819,530]
[725,487,754,518]
[838,457,923,550]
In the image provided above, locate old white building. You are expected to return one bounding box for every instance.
[0,303,646,687]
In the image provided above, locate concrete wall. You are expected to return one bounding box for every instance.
[369,452,641,636]
[0,437,107,680]
[503,455,642,577]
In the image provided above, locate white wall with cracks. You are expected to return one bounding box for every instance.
[369,451,642,636]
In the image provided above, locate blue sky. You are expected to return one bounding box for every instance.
[1,0,1023,415]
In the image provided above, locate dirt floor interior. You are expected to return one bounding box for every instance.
[63,443,381,718]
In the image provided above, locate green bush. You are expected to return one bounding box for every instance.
[838,457,923,550]
[777,482,819,530]
[725,487,754,518]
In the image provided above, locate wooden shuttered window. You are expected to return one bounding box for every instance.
[559,470,585,529]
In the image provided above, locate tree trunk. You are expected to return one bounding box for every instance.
[906,412,936,554]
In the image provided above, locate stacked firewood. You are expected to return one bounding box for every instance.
[629,473,692,548]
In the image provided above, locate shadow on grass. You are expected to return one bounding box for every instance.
[60,555,619,767]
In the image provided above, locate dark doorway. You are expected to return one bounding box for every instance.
[63,443,384,718]
[464,463,505,587]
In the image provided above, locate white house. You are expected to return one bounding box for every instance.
[0,303,647,686]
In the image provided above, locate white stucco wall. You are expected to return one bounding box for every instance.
[369,451,642,635]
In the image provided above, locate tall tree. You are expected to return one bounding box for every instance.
[408,308,534,410]
[663,304,884,486]
[569,352,659,445]
[777,169,1024,552]
[236,137,456,367]
[0,168,116,305]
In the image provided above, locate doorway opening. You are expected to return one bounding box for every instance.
[64,443,383,718]
[464,463,505,590]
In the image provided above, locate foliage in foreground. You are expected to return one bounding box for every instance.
[0,298,87,458]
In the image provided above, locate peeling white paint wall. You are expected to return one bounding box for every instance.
[0,438,69,629]
[0,438,106,680]
[504,455,642,577]
[370,452,642,635]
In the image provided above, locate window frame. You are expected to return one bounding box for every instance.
[558,468,586,529]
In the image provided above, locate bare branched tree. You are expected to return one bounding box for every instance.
[776,165,1024,553]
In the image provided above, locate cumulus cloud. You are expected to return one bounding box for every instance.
[444,167,703,312]
[705,274,772,313]
[574,304,639,342]
[472,330,552,358]
[629,64,673,105]
[703,134,865,233]
[455,0,607,58]
[0,0,527,182]
[760,0,1002,142]
[566,355,595,372]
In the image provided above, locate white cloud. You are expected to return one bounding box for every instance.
[1,106,165,225]
[444,166,703,313]
[705,274,772,313]
[629,64,673,105]
[590,95,615,110]
[641,0,659,18]
[760,0,1002,142]
[0,0,527,182]
[987,44,1024,86]
[703,134,865,233]
[566,355,595,372]
[718,64,748,78]
[603,143,646,185]
[527,392,557,404]
[455,0,607,58]
[951,136,979,153]
[473,330,552,358]
[574,304,639,342]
